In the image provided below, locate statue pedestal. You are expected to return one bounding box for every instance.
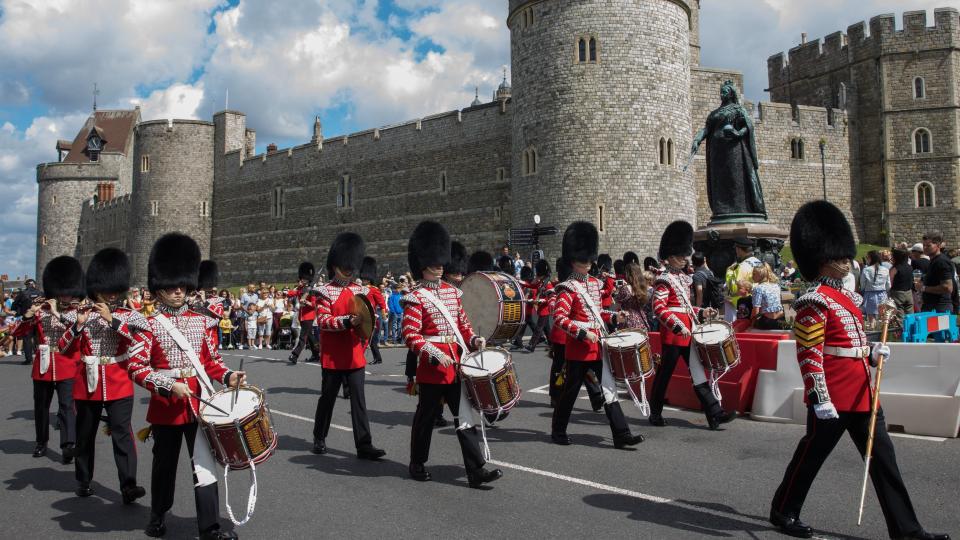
[693,222,788,277]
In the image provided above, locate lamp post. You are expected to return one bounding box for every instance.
[819,138,827,201]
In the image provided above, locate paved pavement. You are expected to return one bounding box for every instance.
[0,345,956,539]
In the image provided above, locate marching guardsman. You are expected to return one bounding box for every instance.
[12,255,81,462]
[550,222,643,449]
[360,256,386,366]
[196,260,223,318]
[769,201,949,540]
[467,250,495,274]
[547,257,568,407]
[288,261,320,364]
[127,233,244,540]
[596,253,616,311]
[57,248,147,502]
[512,265,537,350]
[649,221,736,429]
[311,232,386,460]
[444,241,468,287]
[525,258,552,352]
[403,221,502,488]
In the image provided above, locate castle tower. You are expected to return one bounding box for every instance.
[689,0,700,65]
[128,119,215,284]
[508,0,694,256]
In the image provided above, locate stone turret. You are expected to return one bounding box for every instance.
[508,0,694,256]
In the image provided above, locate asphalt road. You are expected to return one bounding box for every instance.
[0,344,956,539]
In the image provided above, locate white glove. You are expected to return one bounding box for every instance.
[870,343,891,367]
[474,336,486,350]
[814,402,839,420]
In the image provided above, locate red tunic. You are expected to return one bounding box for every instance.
[547,281,566,345]
[58,308,149,401]
[600,275,615,308]
[366,286,386,332]
[536,279,553,318]
[652,269,700,347]
[793,282,872,412]
[12,311,78,382]
[552,274,614,361]
[401,281,479,385]
[290,285,317,321]
[128,305,231,425]
[316,280,367,370]
[521,280,538,318]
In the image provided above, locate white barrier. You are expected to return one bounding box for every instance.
[752,341,960,438]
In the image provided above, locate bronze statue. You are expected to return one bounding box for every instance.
[689,81,767,223]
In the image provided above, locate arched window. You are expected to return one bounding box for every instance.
[790,138,805,159]
[913,128,931,154]
[523,148,538,176]
[658,138,666,165]
[916,182,935,208]
[667,139,674,165]
[578,38,587,63]
[589,37,597,62]
[598,205,605,232]
[440,171,447,193]
[914,77,925,99]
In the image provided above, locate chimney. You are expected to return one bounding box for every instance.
[266,143,278,153]
[801,32,808,44]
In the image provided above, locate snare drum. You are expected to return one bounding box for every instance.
[692,320,741,372]
[604,329,654,382]
[459,347,521,422]
[460,272,526,342]
[199,386,278,469]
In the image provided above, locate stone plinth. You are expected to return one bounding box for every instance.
[694,222,788,277]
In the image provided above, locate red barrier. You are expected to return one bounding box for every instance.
[647,330,789,414]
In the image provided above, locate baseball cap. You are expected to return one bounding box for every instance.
[910,243,923,253]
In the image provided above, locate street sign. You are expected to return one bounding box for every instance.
[533,226,558,237]
[509,228,535,246]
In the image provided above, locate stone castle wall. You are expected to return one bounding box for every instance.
[209,102,513,285]
[76,194,132,268]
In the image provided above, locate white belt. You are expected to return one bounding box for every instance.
[823,345,870,359]
[572,320,601,330]
[424,335,456,344]
[82,347,140,394]
[666,307,689,313]
[157,367,197,379]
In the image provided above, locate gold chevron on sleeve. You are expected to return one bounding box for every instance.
[794,321,825,348]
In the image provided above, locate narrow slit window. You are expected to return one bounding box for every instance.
[589,37,597,62]
[578,38,587,63]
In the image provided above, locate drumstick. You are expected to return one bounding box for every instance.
[192,393,230,416]
[231,357,244,412]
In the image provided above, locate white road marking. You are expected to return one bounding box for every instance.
[271,409,352,432]
[889,433,947,442]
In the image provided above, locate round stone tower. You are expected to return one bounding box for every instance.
[129,120,215,285]
[508,0,695,257]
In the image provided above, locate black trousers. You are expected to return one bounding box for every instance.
[290,319,320,361]
[549,344,566,399]
[75,398,137,490]
[410,382,484,472]
[404,350,417,379]
[771,407,922,537]
[22,333,35,362]
[150,423,221,534]
[650,344,721,418]
[313,367,373,448]
[368,325,383,364]
[512,318,538,347]
[552,360,630,437]
[528,315,550,350]
[33,379,75,447]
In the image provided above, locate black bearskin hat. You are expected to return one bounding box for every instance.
[520,265,534,282]
[623,251,640,266]
[613,259,625,276]
[408,221,451,280]
[298,261,315,281]
[360,256,378,283]
[535,258,551,278]
[497,255,514,274]
[43,255,84,299]
[597,253,612,272]
[198,260,218,291]
[643,257,661,272]
[556,257,572,282]
[790,200,856,281]
[562,221,599,264]
[444,241,468,276]
[148,233,200,293]
[86,248,130,298]
[326,232,365,277]
[467,251,494,274]
[658,220,694,260]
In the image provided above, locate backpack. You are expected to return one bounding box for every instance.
[696,269,725,309]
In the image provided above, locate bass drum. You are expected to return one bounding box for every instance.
[460,272,526,343]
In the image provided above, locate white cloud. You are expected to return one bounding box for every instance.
[129,82,205,121]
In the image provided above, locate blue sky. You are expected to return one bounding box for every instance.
[1,0,958,279]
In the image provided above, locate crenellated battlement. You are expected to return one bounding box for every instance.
[753,102,846,128]
[88,193,132,211]
[768,8,960,89]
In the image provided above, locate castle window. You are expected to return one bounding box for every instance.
[522,147,538,176]
[913,128,931,154]
[658,138,667,165]
[41,234,47,246]
[496,167,505,181]
[272,186,285,218]
[141,155,150,173]
[52,195,57,205]
[494,206,502,222]
[791,138,805,159]
[150,201,159,216]
[914,77,925,99]
[338,175,353,208]
[199,201,209,217]
[578,38,587,63]
[598,205,605,233]
[589,37,597,62]
[440,171,447,193]
[667,139,674,166]
[916,182,935,208]
[521,7,534,29]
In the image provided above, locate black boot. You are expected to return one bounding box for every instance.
[693,383,735,430]
[32,443,47,458]
[61,443,75,465]
[145,514,167,537]
[648,414,667,427]
[200,527,238,540]
[769,508,813,538]
[467,467,503,488]
[409,462,431,482]
[357,445,386,460]
[893,532,952,540]
[75,484,94,497]
[434,415,448,427]
[312,439,327,454]
[121,485,146,504]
